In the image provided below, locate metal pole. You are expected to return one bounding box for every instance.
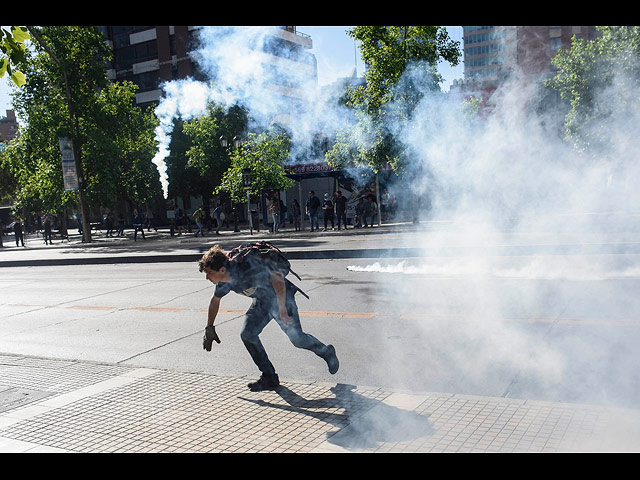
[298,180,303,231]
[247,190,253,235]
[375,172,382,227]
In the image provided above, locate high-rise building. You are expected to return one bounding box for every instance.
[98,26,317,111]
[0,109,19,143]
[459,26,597,82]
[451,26,599,113]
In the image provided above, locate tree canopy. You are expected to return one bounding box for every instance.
[548,26,640,154]
[326,26,461,174]
[1,26,161,222]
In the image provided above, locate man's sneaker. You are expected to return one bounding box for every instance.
[248,374,280,392]
[324,345,339,374]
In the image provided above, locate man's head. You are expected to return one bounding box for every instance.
[198,245,231,284]
[309,190,314,196]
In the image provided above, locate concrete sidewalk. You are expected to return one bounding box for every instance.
[0,221,432,267]
[1,353,639,453]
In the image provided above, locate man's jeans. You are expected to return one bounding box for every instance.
[308,211,319,231]
[240,284,329,377]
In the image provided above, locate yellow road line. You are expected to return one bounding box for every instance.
[4,303,640,326]
[65,305,118,311]
[128,307,185,312]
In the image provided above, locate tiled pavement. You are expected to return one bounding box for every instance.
[1,353,639,453]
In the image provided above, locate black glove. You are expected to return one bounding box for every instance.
[203,325,221,351]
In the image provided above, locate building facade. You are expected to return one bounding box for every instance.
[98,26,317,111]
[451,26,599,115]
[0,109,19,143]
[97,26,321,227]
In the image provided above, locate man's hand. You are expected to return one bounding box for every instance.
[203,325,221,351]
[280,310,292,326]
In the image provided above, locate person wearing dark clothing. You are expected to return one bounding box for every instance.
[116,213,125,237]
[292,199,301,231]
[43,215,53,245]
[354,198,364,228]
[132,209,146,241]
[321,193,334,231]
[334,190,347,230]
[14,219,24,247]
[363,196,377,227]
[198,244,339,392]
[305,191,320,232]
[175,206,184,235]
[105,212,115,237]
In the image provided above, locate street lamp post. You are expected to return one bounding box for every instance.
[220,135,242,150]
[219,135,245,232]
[242,168,253,235]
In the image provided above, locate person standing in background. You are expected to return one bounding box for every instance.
[334,190,347,230]
[306,191,320,232]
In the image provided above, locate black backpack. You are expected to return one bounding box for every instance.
[227,241,304,287]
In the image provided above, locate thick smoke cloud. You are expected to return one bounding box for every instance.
[153,28,640,444]
[352,55,640,417]
[152,26,357,197]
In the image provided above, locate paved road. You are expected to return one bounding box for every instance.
[1,220,640,452]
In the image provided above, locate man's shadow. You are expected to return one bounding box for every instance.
[240,383,435,450]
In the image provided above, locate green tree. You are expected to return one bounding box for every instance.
[6,26,160,231]
[182,103,248,203]
[165,118,199,202]
[82,81,161,208]
[0,26,30,86]
[547,26,640,154]
[348,26,460,112]
[0,146,17,203]
[326,26,460,174]
[215,130,294,204]
[20,25,114,240]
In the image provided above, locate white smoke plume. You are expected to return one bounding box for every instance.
[348,54,640,419]
[152,26,357,198]
[153,78,211,198]
[152,27,640,446]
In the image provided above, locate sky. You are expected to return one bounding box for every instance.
[300,26,464,88]
[0,26,465,119]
